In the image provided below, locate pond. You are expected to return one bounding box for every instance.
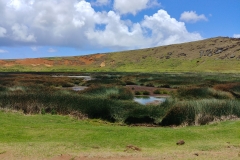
[71,86,88,91]
[134,96,166,105]
[52,75,91,81]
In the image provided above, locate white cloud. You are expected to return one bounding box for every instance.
[11,23,36,42]
[48,48,57,53]
[87,9,202,49]
[31,46,38,51]
[113,0,160,15]
[7,0,22,10]
[0,27,7,37]
[233,34,240,38]
[147,0,161,8]
[0,0,202,51]
[86,11,149,49]
[0,49,8,53]
[91,0,110,6]
[180,11,208,23]
[142,10,202,46]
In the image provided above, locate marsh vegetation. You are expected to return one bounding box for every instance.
[0,72,240,126]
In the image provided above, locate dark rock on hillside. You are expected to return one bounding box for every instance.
[223,47,229,51]
[215,48,223,54]
[206,49,212,54]
[230,54,235,58]
[165,56,171,59]
[178,53,186,57]
[199,50,204,57]
[235,48,240,52]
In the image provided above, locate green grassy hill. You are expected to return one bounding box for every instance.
[1,37,240,72]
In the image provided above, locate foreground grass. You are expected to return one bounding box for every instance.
[1,111,240,159]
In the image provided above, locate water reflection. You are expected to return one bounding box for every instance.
[72,86,88,91]
[134,96,166,105]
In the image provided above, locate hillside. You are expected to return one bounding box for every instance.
[0,37,240,72]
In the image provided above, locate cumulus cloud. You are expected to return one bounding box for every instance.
[91,0,110,6]
[114,0,160,15]
[180,11,208,23]
[0,27,7,37]
[11,23,36,42]
[31,46,38,51]
[233,34,240,38]
[0,0,202,51]
[142,10,202,46]
[48,48,57,53]
[0,49,8,53]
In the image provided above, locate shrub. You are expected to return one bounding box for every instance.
[41,108,46,115]
[160,84,170,88]
[62,82,74,88]
[125,81,136,85]
[135,91,141,95]
[51,109,57,115]
[146,83,154,87]
[142,91,150,95]
[153,90,161,94]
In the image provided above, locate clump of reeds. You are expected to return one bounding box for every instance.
[161,99,240,126]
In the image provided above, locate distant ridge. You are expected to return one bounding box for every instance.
[0,37,240,72]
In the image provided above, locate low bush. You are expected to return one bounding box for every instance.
[142,91,150,95]
[153,90,161,94]
[62,82,74,88]
[135,91,141,95]
[146,83,154,87]
[153,89,169,94]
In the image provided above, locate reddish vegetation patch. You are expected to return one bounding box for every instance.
[213,83,240,91]
[0,54,105,67]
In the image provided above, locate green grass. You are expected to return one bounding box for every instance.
[0,110,240,159]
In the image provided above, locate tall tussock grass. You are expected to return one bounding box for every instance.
[177,87,234,99]
[161,99,240,126]
[0,84,163,123]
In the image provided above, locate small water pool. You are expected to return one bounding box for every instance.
[52,75,91,81]
[71,86,88,91]
[134,96,166,105]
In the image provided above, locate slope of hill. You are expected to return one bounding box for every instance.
[1,37,240,72]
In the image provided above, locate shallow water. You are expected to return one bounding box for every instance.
[71,86,88,91]
[134,96,166,105]
[52,75,91,81]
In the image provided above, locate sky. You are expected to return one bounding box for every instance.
[0,0,239,59]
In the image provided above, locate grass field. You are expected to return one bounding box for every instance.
[1,110,240,159]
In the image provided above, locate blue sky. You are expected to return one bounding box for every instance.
[0,0,239,59]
